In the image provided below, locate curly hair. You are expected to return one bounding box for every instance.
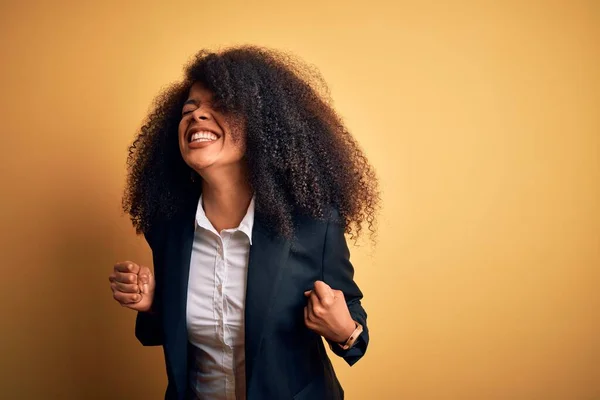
[123,45,379,240]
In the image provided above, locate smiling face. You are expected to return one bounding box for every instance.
[178,82,246,175]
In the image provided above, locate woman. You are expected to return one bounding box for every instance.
[109,45,379,400]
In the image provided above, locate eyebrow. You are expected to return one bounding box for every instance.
[183,99,214,109]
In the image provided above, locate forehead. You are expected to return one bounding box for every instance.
[187,82,214,101]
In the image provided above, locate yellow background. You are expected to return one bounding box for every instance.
[1,1,598,399]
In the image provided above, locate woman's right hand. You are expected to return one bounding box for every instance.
[109,261,155,312]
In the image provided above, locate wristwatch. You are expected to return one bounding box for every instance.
[337,321,363,350]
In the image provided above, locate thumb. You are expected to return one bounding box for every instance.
[314,280,333,296]
[121,265,154,312]
[138,265,155,295]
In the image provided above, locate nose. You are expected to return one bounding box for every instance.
[192,106,211,121]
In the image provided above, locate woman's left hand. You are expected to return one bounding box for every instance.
[304,280,356,343]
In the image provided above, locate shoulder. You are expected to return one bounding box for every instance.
[291,206,345,237]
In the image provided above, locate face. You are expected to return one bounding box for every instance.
[178,82,245,174]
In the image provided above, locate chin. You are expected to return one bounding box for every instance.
[181,148,217,165]
[189,159,217,172]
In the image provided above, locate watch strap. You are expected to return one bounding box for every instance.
[338,321,363,350]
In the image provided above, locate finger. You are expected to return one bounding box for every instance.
[306,292,315,316]
[113,291,142,305]
[312,280,333,301]
[304,290,312,297]
[320,291,335,308]
[333,289,345,300]
[304,306,312,327]
[111,281,140,294]
[114,271,138,284]
[309,291,322,308]
[304,307,315,329]
[307,294,324,320]
[114,262,140,274]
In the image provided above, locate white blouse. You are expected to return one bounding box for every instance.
[186,195,255,400]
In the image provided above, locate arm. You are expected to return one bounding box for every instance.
[134,225,164,346]
[322,210,369,366]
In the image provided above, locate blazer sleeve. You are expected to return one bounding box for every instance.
[322,209,369,366]
[134,223,165,347]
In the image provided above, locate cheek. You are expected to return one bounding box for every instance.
[228,129,247,153]
[224,131,246,154]
[230,141,247,161]
[178,119,187,141]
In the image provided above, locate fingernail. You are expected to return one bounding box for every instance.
[143,284,149,293]
[140,275,148,284]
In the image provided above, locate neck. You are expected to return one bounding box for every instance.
[199,165,253,231]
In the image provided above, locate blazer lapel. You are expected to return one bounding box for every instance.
[244,215,291,388]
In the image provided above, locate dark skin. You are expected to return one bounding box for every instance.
[177,82,252,232]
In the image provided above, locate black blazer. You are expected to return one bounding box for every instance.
[135,201,369,400]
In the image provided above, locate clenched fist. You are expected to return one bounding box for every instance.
[304,280,356,343]
[109,261,155,312]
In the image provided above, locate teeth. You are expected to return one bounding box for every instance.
[190,131,218,142]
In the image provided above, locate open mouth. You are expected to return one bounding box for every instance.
[188,130,220,143]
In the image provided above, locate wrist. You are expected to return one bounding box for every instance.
[339,319,357,343]
[337,321,363,350]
